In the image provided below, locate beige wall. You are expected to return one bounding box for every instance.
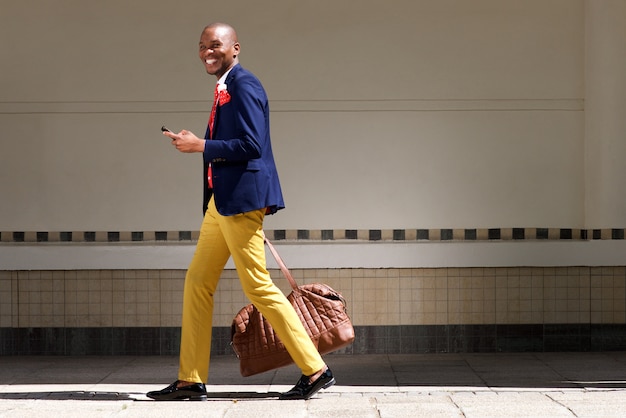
[1,0,592,232]
[584,0,626,228]
[3,2,626,346]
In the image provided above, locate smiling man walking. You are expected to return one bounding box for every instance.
[147,22,334,401]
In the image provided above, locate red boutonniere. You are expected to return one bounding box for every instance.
[217,84,231,106]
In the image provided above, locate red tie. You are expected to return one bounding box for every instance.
[207,84,219,189]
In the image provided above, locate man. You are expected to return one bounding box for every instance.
[147,23,334,401]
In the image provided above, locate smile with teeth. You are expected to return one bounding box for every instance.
[205,59,217,65]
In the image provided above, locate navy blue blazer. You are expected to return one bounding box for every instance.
[202,64,285,216]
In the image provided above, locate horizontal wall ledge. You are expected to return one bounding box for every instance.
[3,228,624,243]
[2,240,626,271]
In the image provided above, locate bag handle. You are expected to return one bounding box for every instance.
[263,232,299,291]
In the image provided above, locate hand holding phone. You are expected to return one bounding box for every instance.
[161,126,203,153]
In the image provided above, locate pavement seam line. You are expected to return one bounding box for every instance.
[544,392,580,417]
[447,393,468,417]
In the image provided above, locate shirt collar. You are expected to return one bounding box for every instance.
[217,65,235,86]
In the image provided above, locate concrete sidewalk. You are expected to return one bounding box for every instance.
[1,352,626,417]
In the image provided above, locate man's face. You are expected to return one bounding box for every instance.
[199,27,239,79]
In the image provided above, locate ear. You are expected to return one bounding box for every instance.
[233,42,241,58]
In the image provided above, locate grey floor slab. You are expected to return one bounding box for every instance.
[2,353,626,417]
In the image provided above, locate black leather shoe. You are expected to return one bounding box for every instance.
[146,380,207,401]
[279,368,335,400]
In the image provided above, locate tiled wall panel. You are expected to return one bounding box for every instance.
[2,267,625,329]
[2,266,625,355]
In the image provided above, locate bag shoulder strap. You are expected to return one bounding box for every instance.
[263,233,299,291]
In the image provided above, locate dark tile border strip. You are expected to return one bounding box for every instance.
[2,324,626,355]
[1,228,625,244]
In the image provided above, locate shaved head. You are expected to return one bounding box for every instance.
[203,23,238,44]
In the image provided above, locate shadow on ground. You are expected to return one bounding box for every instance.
[1,352,626,391]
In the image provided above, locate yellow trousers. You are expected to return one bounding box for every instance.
[178,197,325,383]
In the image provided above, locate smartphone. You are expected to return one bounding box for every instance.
[161,126,172,133]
